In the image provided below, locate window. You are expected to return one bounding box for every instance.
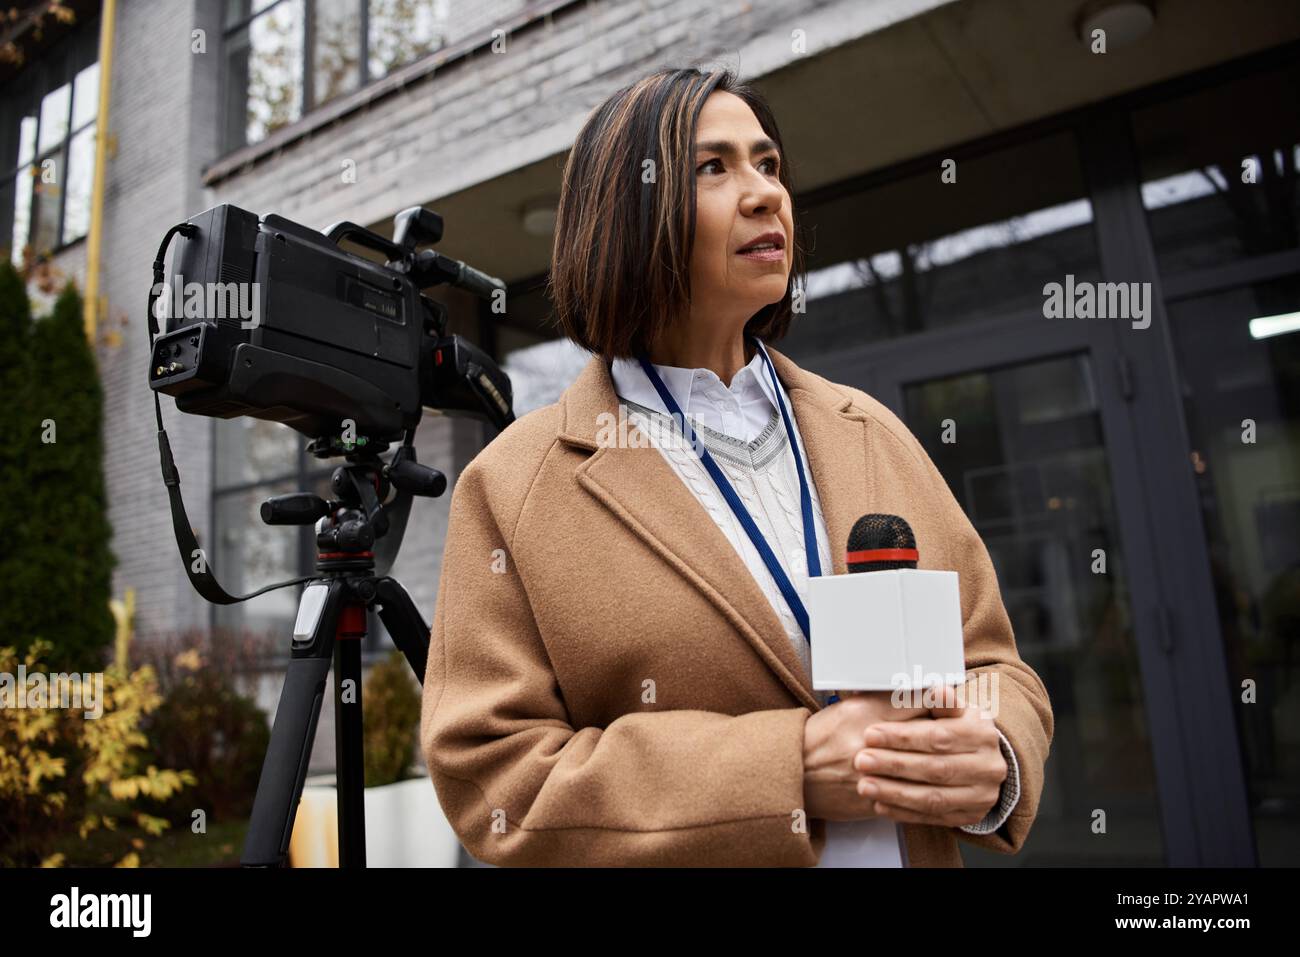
[222,0,455,151]
[1,25,99,266]
[785,131,1100,359]
[1133,60,1300,277]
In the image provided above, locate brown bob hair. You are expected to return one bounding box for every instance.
[546,67,805,361]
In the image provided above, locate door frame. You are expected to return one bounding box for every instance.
[1078,110,1256,866]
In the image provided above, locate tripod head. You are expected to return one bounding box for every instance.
[261,439,447,576]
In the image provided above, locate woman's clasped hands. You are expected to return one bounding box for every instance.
[802,685,1007,827]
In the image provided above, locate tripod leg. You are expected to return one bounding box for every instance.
[374,577,430,682]
[241,655,331,866]
[241,579,345,867]
[334,604,367,868]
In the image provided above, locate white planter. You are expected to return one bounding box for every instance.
[289,775,461,867]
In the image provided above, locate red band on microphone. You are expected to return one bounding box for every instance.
[845,547,919,564]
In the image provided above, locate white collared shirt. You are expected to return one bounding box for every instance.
[608,345,781,444]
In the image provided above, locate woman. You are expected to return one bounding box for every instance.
[420,68,1052,867]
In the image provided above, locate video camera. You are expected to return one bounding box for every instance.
[147,203,514,447]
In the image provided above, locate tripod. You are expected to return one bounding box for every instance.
[240,440,444,868]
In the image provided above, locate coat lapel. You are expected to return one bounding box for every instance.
[555,344,878,712]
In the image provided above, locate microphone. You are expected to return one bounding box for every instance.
[846,514,919,572]
[807,513,965,694]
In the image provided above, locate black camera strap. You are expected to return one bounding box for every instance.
[149,222,314,605]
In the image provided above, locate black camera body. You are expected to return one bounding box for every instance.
[148,203,511,443]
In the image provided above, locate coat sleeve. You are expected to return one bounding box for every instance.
[420,457,820,867]
[910,426,1055,855]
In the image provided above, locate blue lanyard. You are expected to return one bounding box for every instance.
[636,335,822,645]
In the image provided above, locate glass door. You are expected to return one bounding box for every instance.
[817,313,1175,866]
[901,351,1160,866]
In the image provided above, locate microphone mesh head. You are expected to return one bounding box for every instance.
[847,514,918,572]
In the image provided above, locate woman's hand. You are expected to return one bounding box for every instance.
[802,692,927,821]
[854,684,1007,828]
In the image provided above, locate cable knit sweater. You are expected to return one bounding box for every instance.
[608,345,1021,867]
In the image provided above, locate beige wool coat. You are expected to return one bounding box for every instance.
[420,344,1054,867]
